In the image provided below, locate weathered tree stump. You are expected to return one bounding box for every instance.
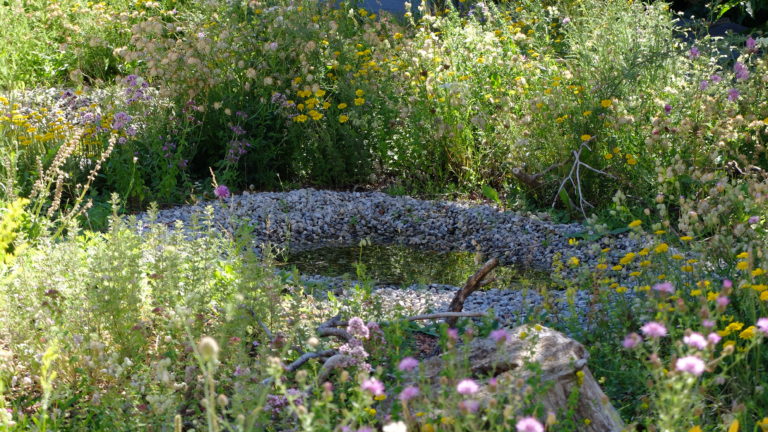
[412,325,625,431]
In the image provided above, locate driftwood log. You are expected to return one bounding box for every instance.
[406,325,625,432]
[445,257,498,327]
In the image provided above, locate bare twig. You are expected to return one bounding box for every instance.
[552,141,616,217]
[285,349,336,373]
[511,161,565,190]
[446,258,499,327]
[317,314,352,342]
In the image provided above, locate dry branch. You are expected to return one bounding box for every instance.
[446,258,499,327]
[407,312,488,322]
[317,354,352,383]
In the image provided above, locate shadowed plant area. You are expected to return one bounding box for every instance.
[2,0,768,430]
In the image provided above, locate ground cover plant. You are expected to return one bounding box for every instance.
[2,0,768,430]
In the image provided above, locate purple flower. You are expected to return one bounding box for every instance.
[757,318,768,335]
[456,379,479,395]
[727,88,740,102]
[459,399,480,413]
[749,216,760,224]
[711,74,722,83]
[683,332,707,350]
[653,282,675,294]
[561,17,571,25]
[699,80,709,90]
[734,62,749,81]
[516,417,545,432]
[622,333,642,349]
[716,296,730,308]
[446,328,459,341]
[398,357,419,372]
[112,111,132,130]
[347,317,370,340]
[664,104,672,114]
[361,378,385,396]
[689,46,700,59]
[746,36,757,53]
[640,322,667,338]
[707,332,721,345]
[702,319,715,329]
[723,279,733,289]
[490,329,509,343]
[399,385,420,401]
[675,355,705,376]
[214,185,230,199]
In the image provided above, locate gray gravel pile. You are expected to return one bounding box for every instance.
[136,188,650,326]
[137,188,644,271]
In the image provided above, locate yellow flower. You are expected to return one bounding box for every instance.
[654,243,669,253]
[752,268,765,277]
[421,424,435,432]
[583,110,592,116]
[315,89,326,97]
[628,220,642,228]
[604,153,613,160]
[739,326,756,339]
[308,110,323,121]
[338,114,349,123]
[355,89,364,97]
[737,252,749,259]
[601,99,612,108]
[580,134,592,141]
[654,230,666,235]
[728,419,740,432]
[596,263,608,270]
[440,417,455,425]
[640,260,651,267]
[354,98,365,106]
[627,157,637,165]
[761,291,768,301]
[689,426,703,432]
[707,291,719,301]
[681,265,693,272]
[737,261,749,270]
[757,417,768,431]
[374,394,387,401]
[367,408,376,415]
[619,253,636,265]
[569,256,580,266]
[338,103,348,109]
[638,248,649,256]
[612,265,623,271]
[568,238,579,245]
[629,271,641,277]
[293,114,308,123]
[690,289,702,296]
[680,236,693,241]
[394,32,403,39]
[672,254,684,260]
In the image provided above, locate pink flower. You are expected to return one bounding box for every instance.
[361,378,385,396]
[459,399,480,413]
[214,185,230,199]
[702,319,715,328]
[446,328,459,341]
[622,333,642,349]
[675,356,705,376]
[707,333,721,345]
[399,385,420,401]
[640,322,667,338]
[723,279,733,289]
[398,357,419,372]
[734,61,749,81]
[456,379,479,395]
[716,296,730,308]
[490,329,509,343]
[516,417,545,432]
[746,36,757,53]
[653,282,675,294]
[683,332,707,350]
[347,317,370,340]
[757,318,768,335]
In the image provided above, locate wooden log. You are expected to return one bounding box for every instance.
[446,258,498,327]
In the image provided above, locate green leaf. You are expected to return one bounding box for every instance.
[482,184,500,204]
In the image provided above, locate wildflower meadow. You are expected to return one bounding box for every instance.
[1,0,768,430]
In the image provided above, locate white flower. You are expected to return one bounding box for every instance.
[383,421,407,432]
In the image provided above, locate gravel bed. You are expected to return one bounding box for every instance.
[135,188,650,327]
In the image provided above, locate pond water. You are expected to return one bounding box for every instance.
[279,244,549,288]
